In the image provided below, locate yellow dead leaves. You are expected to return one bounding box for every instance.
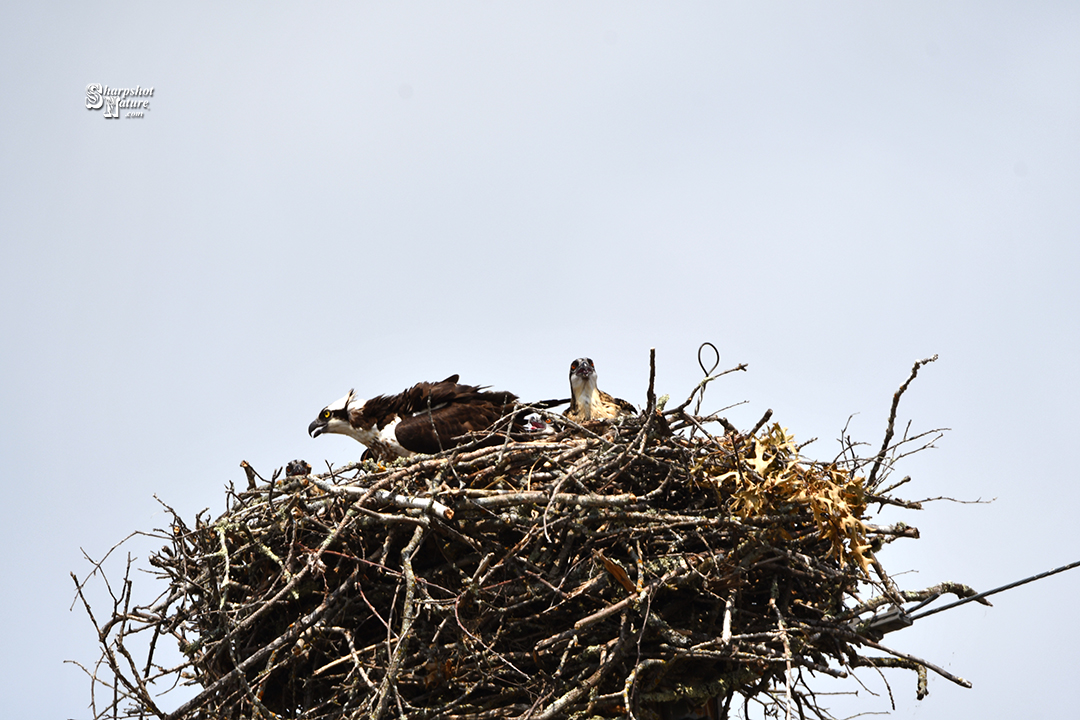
[698,424,872,575]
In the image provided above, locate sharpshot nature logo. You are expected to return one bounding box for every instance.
[85,84,154,119]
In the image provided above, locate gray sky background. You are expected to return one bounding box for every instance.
[2,3,1078,718]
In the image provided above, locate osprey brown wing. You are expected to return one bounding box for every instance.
[601,390,638,419]
[390,379,519,454]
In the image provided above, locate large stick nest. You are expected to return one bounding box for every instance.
[74,355,985,720]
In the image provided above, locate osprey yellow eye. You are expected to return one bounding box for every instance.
[322,410,331,420]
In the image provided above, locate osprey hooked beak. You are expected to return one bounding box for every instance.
[308,389,356,438]
[569,357,596,387]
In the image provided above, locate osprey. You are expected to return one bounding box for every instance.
[565,357,636,422]
[308,375,559,461]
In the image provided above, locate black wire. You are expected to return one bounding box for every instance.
[908,559,1080,621]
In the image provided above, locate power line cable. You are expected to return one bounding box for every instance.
[908,558,1080,622]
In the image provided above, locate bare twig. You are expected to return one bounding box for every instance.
[868,356,938,491]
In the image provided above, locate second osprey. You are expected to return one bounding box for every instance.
[309,375,533,462]
[565,357,636,422]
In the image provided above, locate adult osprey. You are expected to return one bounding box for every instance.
[565,357,636,422]
[308,375,558,461]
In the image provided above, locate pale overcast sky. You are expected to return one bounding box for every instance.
[2,3,1078,718]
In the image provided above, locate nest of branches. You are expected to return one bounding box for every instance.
[74,353,985,720]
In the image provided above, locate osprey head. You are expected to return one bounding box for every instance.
[516,410,552,435]
[569,357,597,395]
[308,389,358,438]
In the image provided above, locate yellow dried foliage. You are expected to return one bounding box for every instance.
[696,423,872,575]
